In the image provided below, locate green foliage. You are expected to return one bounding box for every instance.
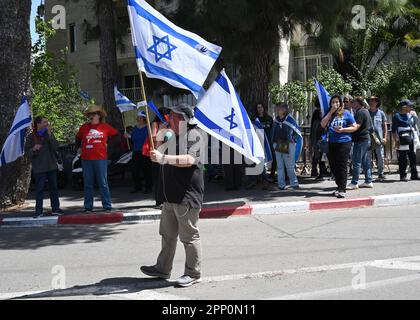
[269,81,308,112]
[312,67,353,96]
[31,18,87,143]
[366,57,420,112]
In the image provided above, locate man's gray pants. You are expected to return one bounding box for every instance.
[156,202,202,278]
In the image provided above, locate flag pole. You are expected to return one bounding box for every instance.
[121,112,131,151]
[138,69,155,150]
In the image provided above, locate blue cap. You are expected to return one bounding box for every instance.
[398,99,414,108]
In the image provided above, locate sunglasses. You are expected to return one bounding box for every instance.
[87,112,100,117]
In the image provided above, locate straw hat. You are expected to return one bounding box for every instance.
[83,105,107,120]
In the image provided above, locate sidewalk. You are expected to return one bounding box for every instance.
[2,170,420,227]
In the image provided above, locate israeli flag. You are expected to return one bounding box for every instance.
[0,97,32,167]
[314,80,331,118]
[274,114,303,163]
[127,0,222,98]
[80,90,92,101]
[282,115,303,163]
[194,70,264,164]
[253,118,273,164]
[114,86,138,112]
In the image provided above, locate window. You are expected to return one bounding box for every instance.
[124,75,140,88]
[292,46,333,82]
[69,23,76,52]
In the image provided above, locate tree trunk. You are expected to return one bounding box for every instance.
[0,0,32,209]
[238,48,272,113]
[97,0,122,131]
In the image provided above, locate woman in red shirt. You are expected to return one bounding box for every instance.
[76,105,118,212]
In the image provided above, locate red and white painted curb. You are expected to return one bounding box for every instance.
[1,192,420,228]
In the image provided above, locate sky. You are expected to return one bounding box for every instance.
[30,0,43,45]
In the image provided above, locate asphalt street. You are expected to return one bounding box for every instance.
[1,204,420,300]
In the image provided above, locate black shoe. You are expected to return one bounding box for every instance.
[140,265,170,279]
[315,175,325,181]
[51,209,64,216]
[83,209,93,214]
[130,189,141,194]
[411,177,420,181]
[104,209,112,213]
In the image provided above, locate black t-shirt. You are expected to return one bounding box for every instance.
[254,114,273,138]
[156,127,206,209]
[353,108,371,142]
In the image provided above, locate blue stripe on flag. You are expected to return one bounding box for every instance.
[8,117,32,136]
[148,100,167,125]
[194,107,244,149]
[236,93,254,156]
[128,0,219,60]
[0,151,6,166]
[135,47,202,94]
[215,73,230,94]
[315,80,331,117]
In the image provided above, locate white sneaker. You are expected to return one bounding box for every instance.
[346,183,359,190]
[360,182,374,188]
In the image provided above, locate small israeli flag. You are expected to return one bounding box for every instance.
[0,97,32,167]
[195,69,264,164]
[127,0,222,98]
[114,86,138,112]
[314,80,331,118]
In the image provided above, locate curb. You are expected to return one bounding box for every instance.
[1,192,420,228]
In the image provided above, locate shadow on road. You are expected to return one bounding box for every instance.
[8,277,174,300]
[0,225,128,250]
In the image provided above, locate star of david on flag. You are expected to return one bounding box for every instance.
[194,69,264,164]
[147,35,177,63]
[127,0,222,98]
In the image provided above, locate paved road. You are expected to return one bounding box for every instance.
[1,203,420,300]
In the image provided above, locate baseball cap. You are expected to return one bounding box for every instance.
[169,103,197,124]
[137,110,147,118]
[398,99,414,108]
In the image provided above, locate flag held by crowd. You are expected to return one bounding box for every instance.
[314,80,331,117]
[114,86,138,112]
[253,118,273,164]
[194,69,264,164]
[0,97,32,167]
[282,115,303,163]
[127,0,222,98]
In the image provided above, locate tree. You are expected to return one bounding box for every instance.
[169,0,353,111]
[32,18,87,143]
[96,0,123,130]
[0,0,32,208]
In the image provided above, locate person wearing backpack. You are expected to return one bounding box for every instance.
[392,100,420,182]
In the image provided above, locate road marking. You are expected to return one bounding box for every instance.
[110,290,189,300]
[269,274,420,300]
[2,255,420,300]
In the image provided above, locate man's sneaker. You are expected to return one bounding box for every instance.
[336,191,346,199]
[140,265,170,279]
[51,209,64,216]
[376,175,386,182]
[175,275,202,288]
[360,182,374,188]
[346,183,359,190]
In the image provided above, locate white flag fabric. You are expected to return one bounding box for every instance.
[0,97,32,167]
[114,86,138,112]
[127,0,222,98]
[194,70,264,164]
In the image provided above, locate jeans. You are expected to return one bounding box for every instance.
[34,170,60,215]
[275,143,298,189]
[373,145,385,176]
[328,142,352,192]
[82,159,112,210]
[351,140,373,185]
